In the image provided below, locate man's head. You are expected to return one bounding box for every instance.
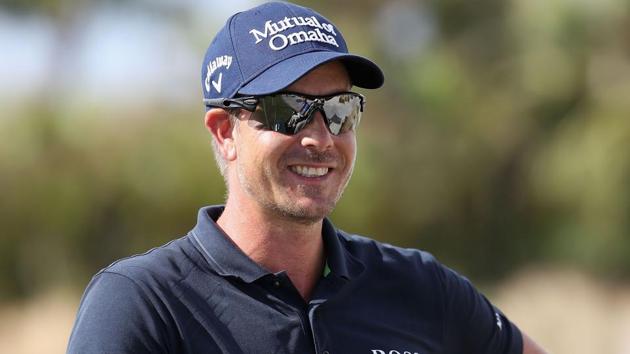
[201,1,383,222]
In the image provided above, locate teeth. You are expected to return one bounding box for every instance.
[291,165,329,177]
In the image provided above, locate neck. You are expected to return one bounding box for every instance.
[217,199,325,301]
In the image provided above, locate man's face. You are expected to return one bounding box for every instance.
[230,61,356,223]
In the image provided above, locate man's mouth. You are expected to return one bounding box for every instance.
[290,165,330,178]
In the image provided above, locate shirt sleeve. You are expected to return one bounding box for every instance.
[67,271,171,354]
[438,265,523,354]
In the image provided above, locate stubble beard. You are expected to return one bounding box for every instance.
[238,159,354,226]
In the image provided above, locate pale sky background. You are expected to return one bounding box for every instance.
[0,1,265,108]
[0,0,436,111]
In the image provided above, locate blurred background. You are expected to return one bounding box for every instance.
[1,0,630,352]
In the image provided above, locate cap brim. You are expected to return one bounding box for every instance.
[237,51,384,96]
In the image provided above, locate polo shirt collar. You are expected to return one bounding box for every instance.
[190,205,365,283]
[191,205,269,283]
[321,217,365,281]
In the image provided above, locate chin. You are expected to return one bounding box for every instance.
[274,198,336,224]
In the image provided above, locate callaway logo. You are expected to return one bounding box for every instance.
[495,312,503,330]
[204,55,233,94]
[371,350,421,354]
[249,16,338,51]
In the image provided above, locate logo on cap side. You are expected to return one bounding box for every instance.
[205,55,233,94]
[249,16,338,51]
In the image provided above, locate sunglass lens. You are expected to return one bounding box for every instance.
[322,93,362,135]
[251,93,362,135]
[251,96,297,134]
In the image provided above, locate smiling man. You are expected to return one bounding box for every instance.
[67,2,547,353]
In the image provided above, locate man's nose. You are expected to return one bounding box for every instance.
[299,111,333,150]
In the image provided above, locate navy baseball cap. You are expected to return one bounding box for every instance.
[201,1,384,103]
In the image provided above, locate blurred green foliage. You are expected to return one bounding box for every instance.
[2,0,630,300]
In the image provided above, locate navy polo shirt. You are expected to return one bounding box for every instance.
[68,206,522,354]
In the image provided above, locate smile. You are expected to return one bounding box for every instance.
[290,165,330,177]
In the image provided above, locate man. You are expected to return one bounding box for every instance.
[68,2,547,353]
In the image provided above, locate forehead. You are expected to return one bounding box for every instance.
[286,61,351,96]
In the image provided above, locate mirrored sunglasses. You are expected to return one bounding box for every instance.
[204,92,365,136]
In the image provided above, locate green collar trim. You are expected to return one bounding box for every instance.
[323,261,331,277]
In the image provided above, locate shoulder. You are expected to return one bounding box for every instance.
[78,234,204,317]
[334,230,457,299]
[334,230,481,299]
[80,234,208,309]
[99,234,200,286]
[68,235,203,353]
[336,231,524,353]
[337,230,444,275]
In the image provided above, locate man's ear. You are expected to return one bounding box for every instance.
[205,108,237,161]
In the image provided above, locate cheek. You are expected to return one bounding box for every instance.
[246,132,292,169]
[338,134,357,166]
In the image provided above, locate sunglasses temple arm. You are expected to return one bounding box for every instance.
[203,97,258,111]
